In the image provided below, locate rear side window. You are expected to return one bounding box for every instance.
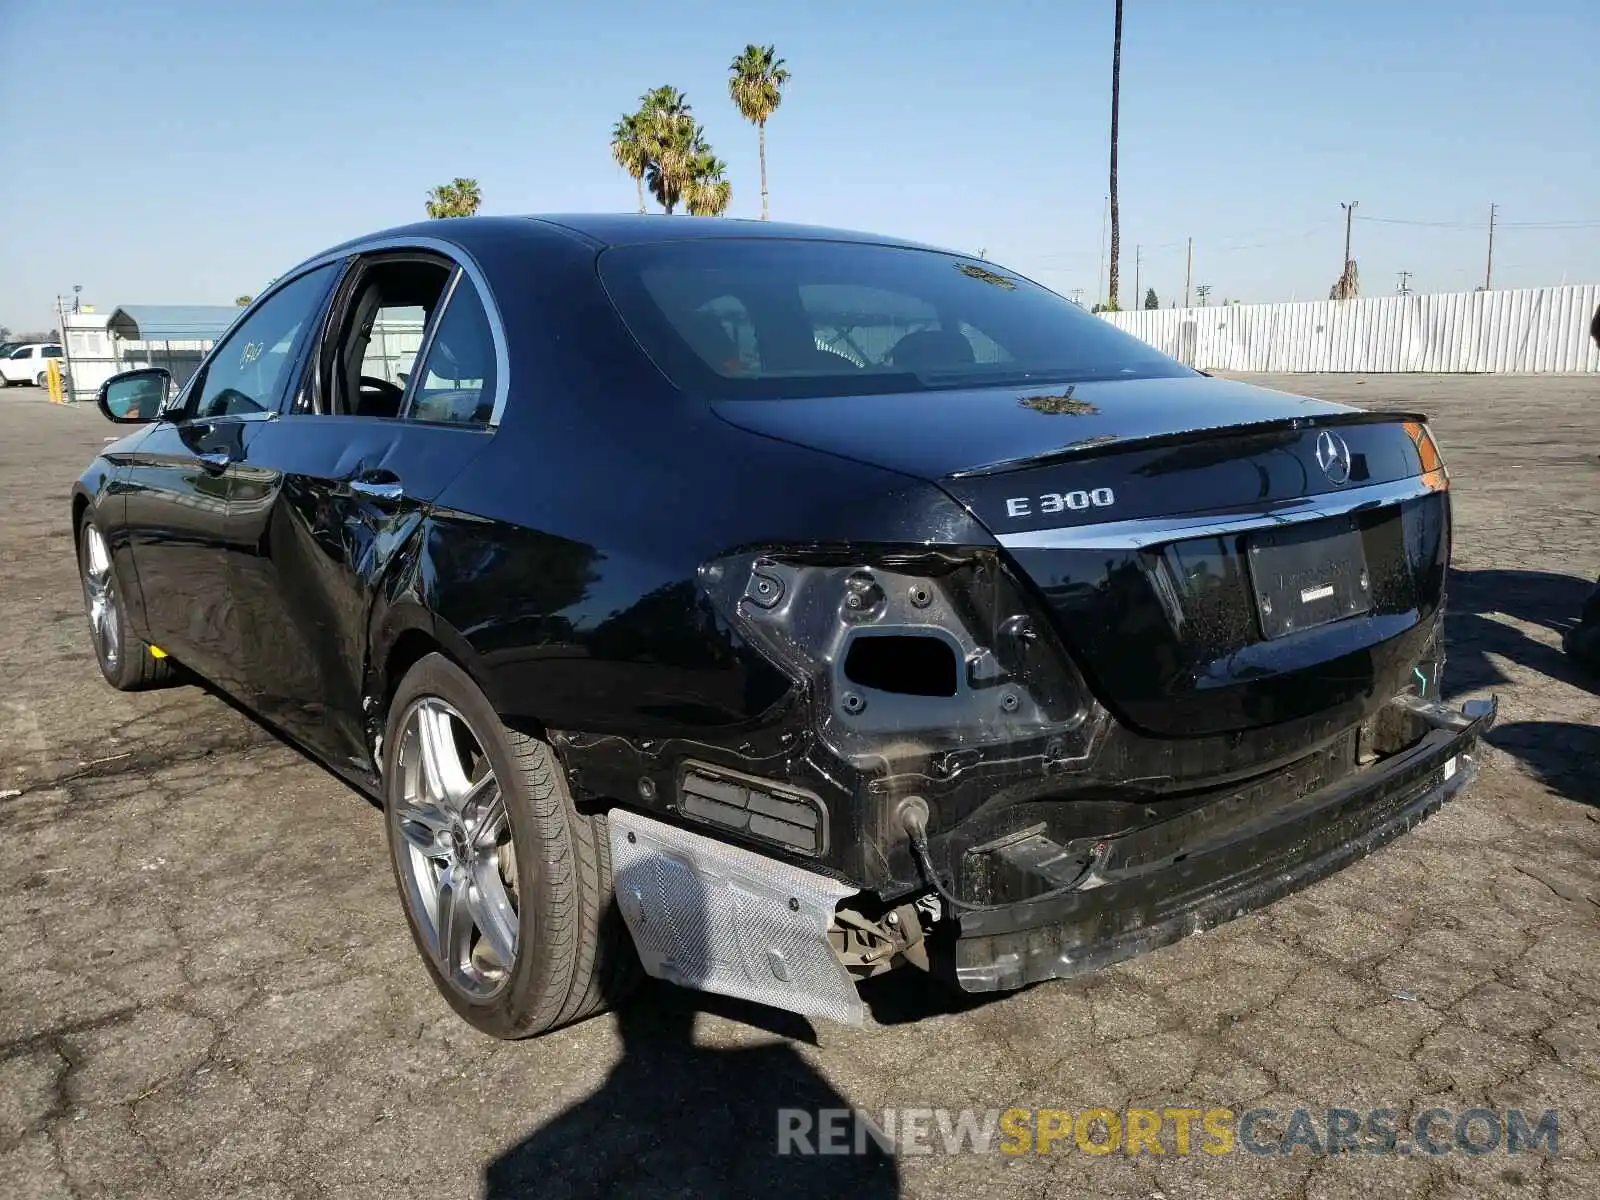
[407,278,498,426]
[598,239,1191,400]
[42,346,62,358]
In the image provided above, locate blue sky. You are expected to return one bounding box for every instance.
[1,0,1595,330]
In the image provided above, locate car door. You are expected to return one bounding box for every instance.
[120,262,344,692]
[225,250,502,776]
[3,345,34,382]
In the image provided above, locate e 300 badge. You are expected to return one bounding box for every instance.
[1004,487,1116,519]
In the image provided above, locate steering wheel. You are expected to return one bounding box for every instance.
[359,375,405,403]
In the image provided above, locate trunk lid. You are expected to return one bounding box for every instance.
[710,374,1373,485]
[715,375,1448,740]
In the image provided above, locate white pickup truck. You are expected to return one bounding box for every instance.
[0,342,65,386]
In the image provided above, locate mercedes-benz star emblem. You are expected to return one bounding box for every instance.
[1315,429,1353,485]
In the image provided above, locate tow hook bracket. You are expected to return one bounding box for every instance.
[962,822,1095,906]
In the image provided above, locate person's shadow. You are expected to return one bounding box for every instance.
[483,836,902,1199]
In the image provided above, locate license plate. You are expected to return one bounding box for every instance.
[1246,516,1371,639]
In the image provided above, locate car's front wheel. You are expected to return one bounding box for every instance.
[78,516,175,690]
[383,652,638,1038]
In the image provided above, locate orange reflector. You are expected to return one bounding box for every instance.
[1403,421,1447,481]
[149,645,169,659]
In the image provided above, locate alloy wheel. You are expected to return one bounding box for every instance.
[391,697,519,999]
[81,525,120,672]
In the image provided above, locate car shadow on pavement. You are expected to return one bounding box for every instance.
[856,960,1008,1026]
[1444,567,1600,808]
[483,867,901,1199]
[1443,567,1598,699]
[1483,720,1600,808]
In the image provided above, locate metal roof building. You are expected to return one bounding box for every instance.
[105,305,244,343]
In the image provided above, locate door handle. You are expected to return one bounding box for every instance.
[196,450,232,473]
[348,471,404,501]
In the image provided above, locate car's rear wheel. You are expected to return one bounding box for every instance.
[35,370,48,387]
[383,652,638,1038]
[78,516,176,690]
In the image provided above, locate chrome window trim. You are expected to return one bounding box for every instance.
[397,266,463,423]
[995,475,1440,552]
[289,235,511,427]
[167,259,346,425]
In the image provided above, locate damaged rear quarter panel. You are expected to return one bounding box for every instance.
[421,382,1010,885]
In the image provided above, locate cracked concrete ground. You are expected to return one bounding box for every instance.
[1,374,1597,1199]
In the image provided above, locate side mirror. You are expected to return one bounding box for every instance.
[97,368,172,424]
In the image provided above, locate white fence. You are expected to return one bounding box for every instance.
[1101,284,1600,374]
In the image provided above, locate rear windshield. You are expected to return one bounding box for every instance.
[597,238,1192,400]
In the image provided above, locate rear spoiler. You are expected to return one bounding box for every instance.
[948,409,1433,479]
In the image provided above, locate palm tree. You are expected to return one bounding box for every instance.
[610,113,651,214]
[728,45,790,220]
[686,148,732,216]
[638,87,697,213]
[610,87,732,216]
[1107,1,1123,309]
[425,178,481,218]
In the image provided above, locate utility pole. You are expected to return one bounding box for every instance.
[1397,270,1413,295]
[1184,237,1192,308]
[1097,193,1108,306]
[1340,200,1358,275]
[1134,244,1142,305]
[1485,203,1497,291]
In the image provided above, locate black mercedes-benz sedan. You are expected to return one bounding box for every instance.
[74,214,1495,1037]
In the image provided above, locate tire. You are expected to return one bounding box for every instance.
[77,514,177,690]
[35,371,48,387]
[382,652,639,1038]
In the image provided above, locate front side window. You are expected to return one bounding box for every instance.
[318,257,453,418]
[11,347,33,360]
[192,263,340,419]
[598,239,1192,400]
[407,278,498,426]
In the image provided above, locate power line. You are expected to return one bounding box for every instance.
[1357,215,1478,228]
[1030,222,1334,266]
[1358,213,1600,229]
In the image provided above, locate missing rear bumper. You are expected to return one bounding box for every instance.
[951,694,1497,992]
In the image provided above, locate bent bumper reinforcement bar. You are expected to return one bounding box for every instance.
[951,694,1499,992]
[606,694,1495,1025]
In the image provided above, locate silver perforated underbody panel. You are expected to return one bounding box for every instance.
[608,809,866,1027]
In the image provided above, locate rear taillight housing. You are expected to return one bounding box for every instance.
[1404,420,1449,492]
[698,547,1094,771]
